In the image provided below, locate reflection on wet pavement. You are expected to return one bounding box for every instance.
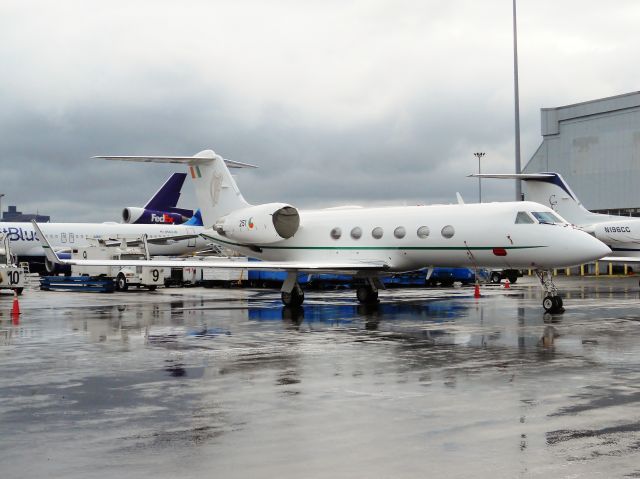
[1,277,640,477]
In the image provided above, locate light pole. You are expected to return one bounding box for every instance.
[0,194,4,221]
[474,152,485,203]
[513,0,522,200]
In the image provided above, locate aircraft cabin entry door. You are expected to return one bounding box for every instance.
[187,228,196,247]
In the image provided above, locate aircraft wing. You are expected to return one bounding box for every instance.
[32,221,388,274]
[468,173,556,179]
[599,256,640,263]
[101,234,200,247]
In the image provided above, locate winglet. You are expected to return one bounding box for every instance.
[31,220,63,264]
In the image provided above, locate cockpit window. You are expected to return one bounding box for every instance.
[532,211,564,224]
[515,211,535,224]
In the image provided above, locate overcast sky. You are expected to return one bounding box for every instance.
[1,0,639,222]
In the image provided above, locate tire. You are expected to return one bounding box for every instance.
[116,274,128,292]
[440,279,454,287]
[542,295,554,312]
[148,285,157,291]
[553,296,563,310]
[13,287,23,296]
[357,286,378,304]
[490,272,502,284]
[507,274,518,284]
[281,289,304,307]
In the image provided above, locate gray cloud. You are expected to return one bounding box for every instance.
[1,0,638,222]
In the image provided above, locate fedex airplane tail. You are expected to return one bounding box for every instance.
[123,172,194,224]
[144,173,188,211]
[472,172,613,227]
[96,150,256,227]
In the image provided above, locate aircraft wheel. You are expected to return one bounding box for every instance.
[356,286,379,304]
[281,289,304,307]
[543,295,564,313]
[116,274,128,292]
[12,287,23,296]
[148,285,157,292]
[490,272,502,284]
[542,295,555,312]
[507,274,518,284]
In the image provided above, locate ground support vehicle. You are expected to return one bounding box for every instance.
[70,242,164,291]
[489,269,523,284]
[0,235,25,294]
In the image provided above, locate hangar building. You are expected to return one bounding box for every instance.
[524,91,640,216]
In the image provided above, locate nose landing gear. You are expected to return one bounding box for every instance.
[535,270,565,314]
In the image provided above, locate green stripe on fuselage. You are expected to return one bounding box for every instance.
[203,235,545,251]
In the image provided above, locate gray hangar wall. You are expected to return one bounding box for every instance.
[524,91,640,214]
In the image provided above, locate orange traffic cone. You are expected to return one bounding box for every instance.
[474,282,481,298]
[504,278,510,289]
[11,291,20,316]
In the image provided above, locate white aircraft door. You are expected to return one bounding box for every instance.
[61,232,67,243]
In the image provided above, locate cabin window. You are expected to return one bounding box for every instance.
[532,211,563,224]
[515,211,535,224]
[372,227,384,239]
[394,226,406,239]
[441,225,455,238]
[350,227,362,240]
[330,227,342,240]
[417,226,430,238]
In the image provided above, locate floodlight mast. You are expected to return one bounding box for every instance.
[474,152,485,203]
[513,0,522,201]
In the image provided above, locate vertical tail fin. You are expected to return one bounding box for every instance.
[144,173,187,210]
[471,172,604,225]
[517,173,603,225]
[187,150,252,226]
[95,150,256,227]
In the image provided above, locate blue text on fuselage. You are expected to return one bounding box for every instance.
[2,227,38,242]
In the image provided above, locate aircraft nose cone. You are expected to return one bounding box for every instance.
[582,233,611,262]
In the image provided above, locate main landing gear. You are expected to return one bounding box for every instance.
[280,272,305,307]
[535,270,564,314]
[356,285,378,304]
[356,278,383,305]
[279,273,383,306]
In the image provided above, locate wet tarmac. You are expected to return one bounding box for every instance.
[2,276,640,478]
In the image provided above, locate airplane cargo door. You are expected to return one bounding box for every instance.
[187,228,196,247]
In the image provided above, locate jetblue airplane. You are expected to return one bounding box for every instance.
[5,216,207,273]
[40,150,610,312]
[472,172,640,263]
[122,173,195,225]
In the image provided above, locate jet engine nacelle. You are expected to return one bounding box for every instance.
[214,203,300,244]
[45,252,72,275]
[122,207,187,225]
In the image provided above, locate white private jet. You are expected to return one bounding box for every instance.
[36,150,610,312]
[472,172,640,264]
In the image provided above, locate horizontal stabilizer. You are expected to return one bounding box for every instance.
[93,150,257,169]
[468,173,555,180]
